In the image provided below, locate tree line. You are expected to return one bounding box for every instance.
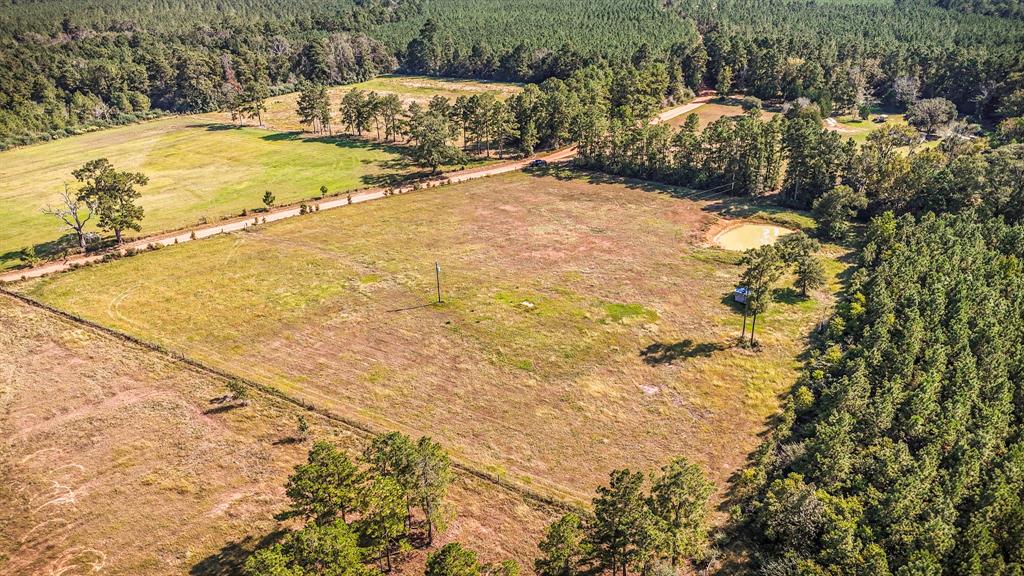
[4,0,1024,148]
[730,212,1024,575]
[31,59,1024,258]
[242,419,717,576]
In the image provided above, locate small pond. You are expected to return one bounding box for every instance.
[714,223,794,251]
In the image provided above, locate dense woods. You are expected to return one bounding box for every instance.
[732,213,1024,575]
[4,0,1024,148]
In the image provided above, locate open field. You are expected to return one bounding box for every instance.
[0,293,555,575]
[665,101,775,129]
[13,170,844,503]
[825,112,912,143]
[0,114,457,272]
[215,75,522,133]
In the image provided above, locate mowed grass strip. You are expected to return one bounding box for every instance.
[0,294,554,575]
[15,171,843,501]
[0,114,409,269]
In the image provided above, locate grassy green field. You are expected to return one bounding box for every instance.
[14,170,844,503]
[216,75,521,133]
[0,115,426,271]
[0,293,553,575]
[0,75,514,272]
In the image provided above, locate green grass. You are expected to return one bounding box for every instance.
[0,115,421,270]
[14,171,844,500]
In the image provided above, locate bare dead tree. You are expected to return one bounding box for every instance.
[42,183,95,251]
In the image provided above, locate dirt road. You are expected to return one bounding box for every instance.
[653,94,714,124]
[0,146,578,283]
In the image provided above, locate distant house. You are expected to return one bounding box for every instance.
[734,286,750,304]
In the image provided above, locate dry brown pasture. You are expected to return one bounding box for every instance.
[15,170,840,508]
[0,294,555,575]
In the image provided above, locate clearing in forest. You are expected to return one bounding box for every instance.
[13,170,844,504]
[666,101,775,129]
[824,111,914,143]
[216,75,522,133]
[0,293,554,576]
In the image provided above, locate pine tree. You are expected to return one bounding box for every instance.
[285,441,363,524]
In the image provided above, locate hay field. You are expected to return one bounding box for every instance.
[0,116,417,270]
[14,170,843,504]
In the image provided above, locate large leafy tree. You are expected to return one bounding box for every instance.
[408,110,464,174]
[907,97,958,136]
[812,185,868,240]
[72,158,147,244]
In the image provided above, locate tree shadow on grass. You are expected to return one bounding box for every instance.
[720,291,747,314]
[272,436,306,446]
[0,233,81,271]
[190,530,289,576]
[202,404,243,415]
[640,339,727,365]
[261,130,304,141]
[188,123,242,131]
[772,286,807,305]
[524,164,696,199]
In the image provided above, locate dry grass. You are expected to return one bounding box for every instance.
[14,170,844,506]
[665,103,775,129]
[214,75,521,133]
[0,294,554,575]
[0,75,515,271]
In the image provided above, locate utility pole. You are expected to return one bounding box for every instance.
[435,261,443,304]
[740,289,750,341]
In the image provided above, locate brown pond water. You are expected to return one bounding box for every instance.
[714,223,794,251]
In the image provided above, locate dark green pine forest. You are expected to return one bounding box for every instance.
[3,0,1024,148]
[735,213,1024,575]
